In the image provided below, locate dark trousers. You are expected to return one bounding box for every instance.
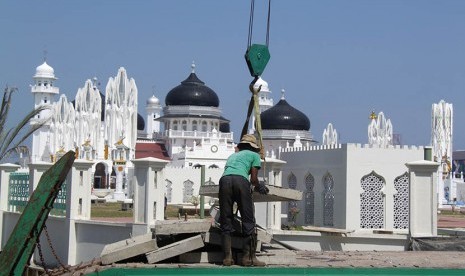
[219,175,255,236]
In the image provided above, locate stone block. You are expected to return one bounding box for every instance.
[146,235,205,264]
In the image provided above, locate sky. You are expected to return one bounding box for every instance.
[1,1,465,150]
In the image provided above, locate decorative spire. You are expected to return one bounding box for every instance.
[280,89,285,100]
[152,85,156,94]
[191,61,196,73]
[370,110,377,120]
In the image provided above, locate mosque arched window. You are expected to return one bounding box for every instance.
[182,120,187,131]
[192,121,198,131]
[202,121,207,132]
[173,120,178,130]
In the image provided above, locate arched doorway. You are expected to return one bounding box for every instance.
[94,162,107,189]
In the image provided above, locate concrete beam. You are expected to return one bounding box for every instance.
[153,219,212,235]
[146,235,205,264]
[101,239,158,265]
[199,184,302,202]
[101,233,154,256]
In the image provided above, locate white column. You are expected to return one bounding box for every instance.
[65,159,94,266]
[28,161,53,192]
[132,157,169,230]
[66,160,94,220]
[0,163,21,211]
[406,160,440,237]
[0,163,20,248]
[113,163,126,200]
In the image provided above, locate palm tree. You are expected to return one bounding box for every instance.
[0,86,48,162]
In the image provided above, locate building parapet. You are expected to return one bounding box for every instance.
[280,143,423,154]
[163,105,222,117]
[156,129,233,140]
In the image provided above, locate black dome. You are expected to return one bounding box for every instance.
[219,122,230,133]
[137,113,145,131]
[165,73,219,107]
[261,99,310,131]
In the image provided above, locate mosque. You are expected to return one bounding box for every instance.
[29,60,315,204]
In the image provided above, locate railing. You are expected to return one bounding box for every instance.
[8,173,29,213]
[8,172,67,216]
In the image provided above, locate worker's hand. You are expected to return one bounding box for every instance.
[254,183,269,195]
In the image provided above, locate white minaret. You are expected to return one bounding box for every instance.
[432,100,453,206]
[145,93,162,138]
[31,60,60,162]
[249,77,273,133]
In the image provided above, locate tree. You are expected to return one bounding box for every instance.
[0,86,48,162]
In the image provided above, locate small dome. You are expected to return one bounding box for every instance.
[165,68,219,107]
[147,95,160,105]
[261,99,310,131]
[34,62,56,79]
[137,113,145,131]
[253,77,270,93]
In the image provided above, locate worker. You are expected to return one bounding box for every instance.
[219,134,269,266]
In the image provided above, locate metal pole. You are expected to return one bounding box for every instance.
[200,165,205,219]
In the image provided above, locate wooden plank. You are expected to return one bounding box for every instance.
[199,184,302,202]
[146,235,204,264]
[302,225,354,234]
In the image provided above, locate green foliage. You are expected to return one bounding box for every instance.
[0,86,48,161]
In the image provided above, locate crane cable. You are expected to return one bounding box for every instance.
[242,0,272,154]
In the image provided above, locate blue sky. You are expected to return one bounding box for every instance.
[2,1,465,149]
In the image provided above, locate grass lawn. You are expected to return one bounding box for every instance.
[90,203,201,218]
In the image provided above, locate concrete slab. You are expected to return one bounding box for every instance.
[101,233,153,256]
[100,239,158,265]
[153,219,212,235]
[199,184,302,202]
[146,235,205,264]
[256,249,296,265]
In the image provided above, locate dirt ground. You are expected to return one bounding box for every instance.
[295,250,465,269]
[86,213,465,270]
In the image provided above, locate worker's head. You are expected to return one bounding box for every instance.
[237,134,260,153]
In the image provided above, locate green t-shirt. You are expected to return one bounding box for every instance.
[223,150,261,180]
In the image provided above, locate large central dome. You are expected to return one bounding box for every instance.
[165,68,219,107]
[261,98,310,131]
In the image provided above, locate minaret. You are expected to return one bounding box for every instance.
[249,77,273,133]
[30,59,60,162]
[145,90,162,138]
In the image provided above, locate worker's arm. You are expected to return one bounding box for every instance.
[250,167,259,187]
